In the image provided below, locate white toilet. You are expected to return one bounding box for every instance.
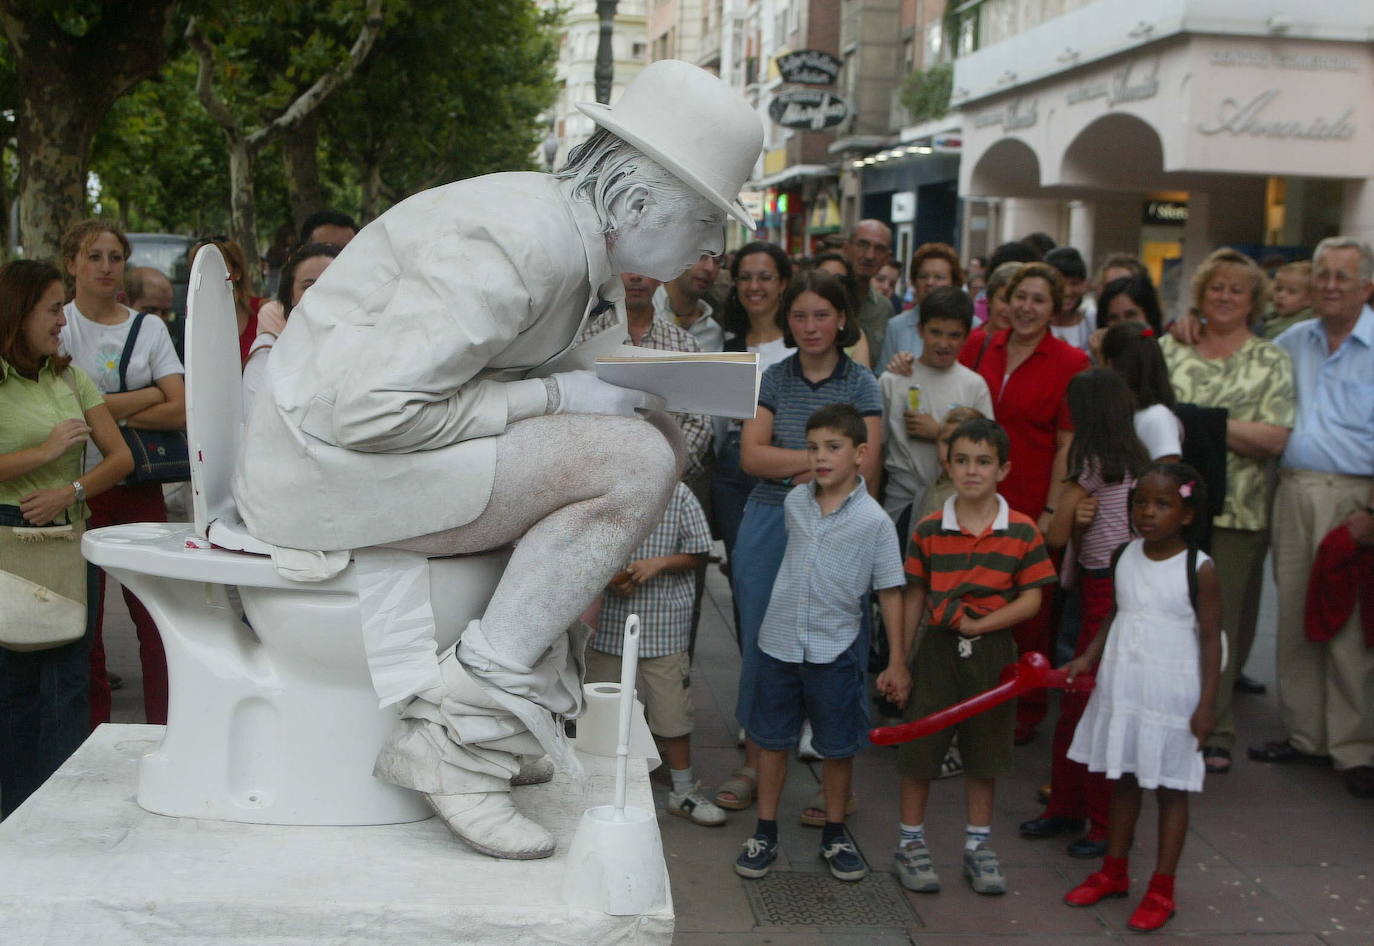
[82,248,508,826]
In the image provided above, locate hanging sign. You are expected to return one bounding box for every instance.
[1142,200,1188,225]
[769,90,851,130]
[775,50,842,86]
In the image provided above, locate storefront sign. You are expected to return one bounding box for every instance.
[775,49,842,86]
[891,192,916,224]
[1209,48,1359,72]
[1197,89,1355,141]
[1143,200,1188,225]
[972,96,1037,131]
[769,89,851,130]
[1066,59,1159,108]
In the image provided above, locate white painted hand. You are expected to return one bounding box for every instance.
[552,370,667,417]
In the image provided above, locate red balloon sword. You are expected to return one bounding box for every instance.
[868,651,1096,747]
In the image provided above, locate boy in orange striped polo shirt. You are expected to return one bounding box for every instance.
[892,418,1057,897]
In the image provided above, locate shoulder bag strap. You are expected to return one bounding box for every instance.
[116,312,147,394]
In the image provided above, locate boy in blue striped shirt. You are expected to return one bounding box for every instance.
[734,403,908,882]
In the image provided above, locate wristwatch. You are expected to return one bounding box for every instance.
[72,480,86,503]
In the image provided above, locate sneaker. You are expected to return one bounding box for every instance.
[668,782,728,826]
[734,833,779,878]
[797,721,822,762]
[894,840,940,892]
[963,844,1006,895]
[820,829,868,882]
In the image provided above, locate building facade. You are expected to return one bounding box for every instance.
[951,0,1373,309]
[544,0,650,168]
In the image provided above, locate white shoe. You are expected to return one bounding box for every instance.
[426,792,556,859]
[797,721,822,762]
[510,755,555,786]
[668,782,728,826]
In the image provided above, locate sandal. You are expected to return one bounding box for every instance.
[1203,747,1231,774]
[799,789,859,827]
[715,767,757,810]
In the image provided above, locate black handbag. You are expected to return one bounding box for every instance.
[117,312,191,484]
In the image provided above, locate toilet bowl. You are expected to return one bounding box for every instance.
[82,248,505,825]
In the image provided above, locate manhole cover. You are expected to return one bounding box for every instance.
[744,871,916,927]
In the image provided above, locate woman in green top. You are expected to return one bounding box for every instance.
[0,260,132,818]
[1160,248,1295,775]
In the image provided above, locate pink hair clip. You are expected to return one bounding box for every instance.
[1179,481,1194,498]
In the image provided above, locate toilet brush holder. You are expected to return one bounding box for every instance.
[563,803,667,914]
[563,615,668,915]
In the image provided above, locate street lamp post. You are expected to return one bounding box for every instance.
[595,0,619,105]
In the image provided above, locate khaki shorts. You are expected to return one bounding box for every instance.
[897,625,1016,780]
[584,647,694,739]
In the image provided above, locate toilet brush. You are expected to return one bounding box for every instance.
[562,615,668,915]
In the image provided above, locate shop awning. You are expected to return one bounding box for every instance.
[749,164,837,190]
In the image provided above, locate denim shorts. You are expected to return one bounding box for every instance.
[746,646,868,759]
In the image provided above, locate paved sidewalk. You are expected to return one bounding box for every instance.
[102,550,1374,944]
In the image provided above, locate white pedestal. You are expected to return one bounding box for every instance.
[0,725,674,945]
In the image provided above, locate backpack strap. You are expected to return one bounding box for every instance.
[1186,545,1199,614]
[1108,541,1130,582]
[116,312,147,394]
[972,332,993,372]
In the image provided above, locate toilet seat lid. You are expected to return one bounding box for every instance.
[185,246,243,540]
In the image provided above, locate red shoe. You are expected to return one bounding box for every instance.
[1064,871,1129,906]
[1127,890,1176,932]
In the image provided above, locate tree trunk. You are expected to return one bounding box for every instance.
[186,0,383,277]
[227,137,260,275]
[14,73,101,260]
[283,113,323,234]
[0,2,177,260]
[361,160,384,223]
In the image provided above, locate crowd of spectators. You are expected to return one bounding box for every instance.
[2,204,1372,928]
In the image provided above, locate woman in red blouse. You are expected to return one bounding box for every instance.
[959,261,1089,741]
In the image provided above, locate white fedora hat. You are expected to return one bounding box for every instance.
[576,60,763,231]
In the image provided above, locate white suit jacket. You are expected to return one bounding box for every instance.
[234,172,617,551]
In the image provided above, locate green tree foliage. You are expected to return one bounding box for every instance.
[900,62,953,124]
[320,0,560,220]
[90,50,326,242]
[89,53,228,235]
[80,1,560,251]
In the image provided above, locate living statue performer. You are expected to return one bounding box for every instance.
[233,61,763,859]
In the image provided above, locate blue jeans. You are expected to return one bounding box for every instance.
[731,498,788,730]
[709,432,757,562]
[0,505,99,819]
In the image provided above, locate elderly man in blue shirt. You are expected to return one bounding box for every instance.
[1249,237,1374,799]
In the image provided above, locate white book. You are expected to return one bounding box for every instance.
[595,350,760,420]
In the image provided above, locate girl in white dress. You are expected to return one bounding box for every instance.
[1059,462,1222,933]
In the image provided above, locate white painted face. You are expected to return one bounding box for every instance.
[608,184,727,282]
